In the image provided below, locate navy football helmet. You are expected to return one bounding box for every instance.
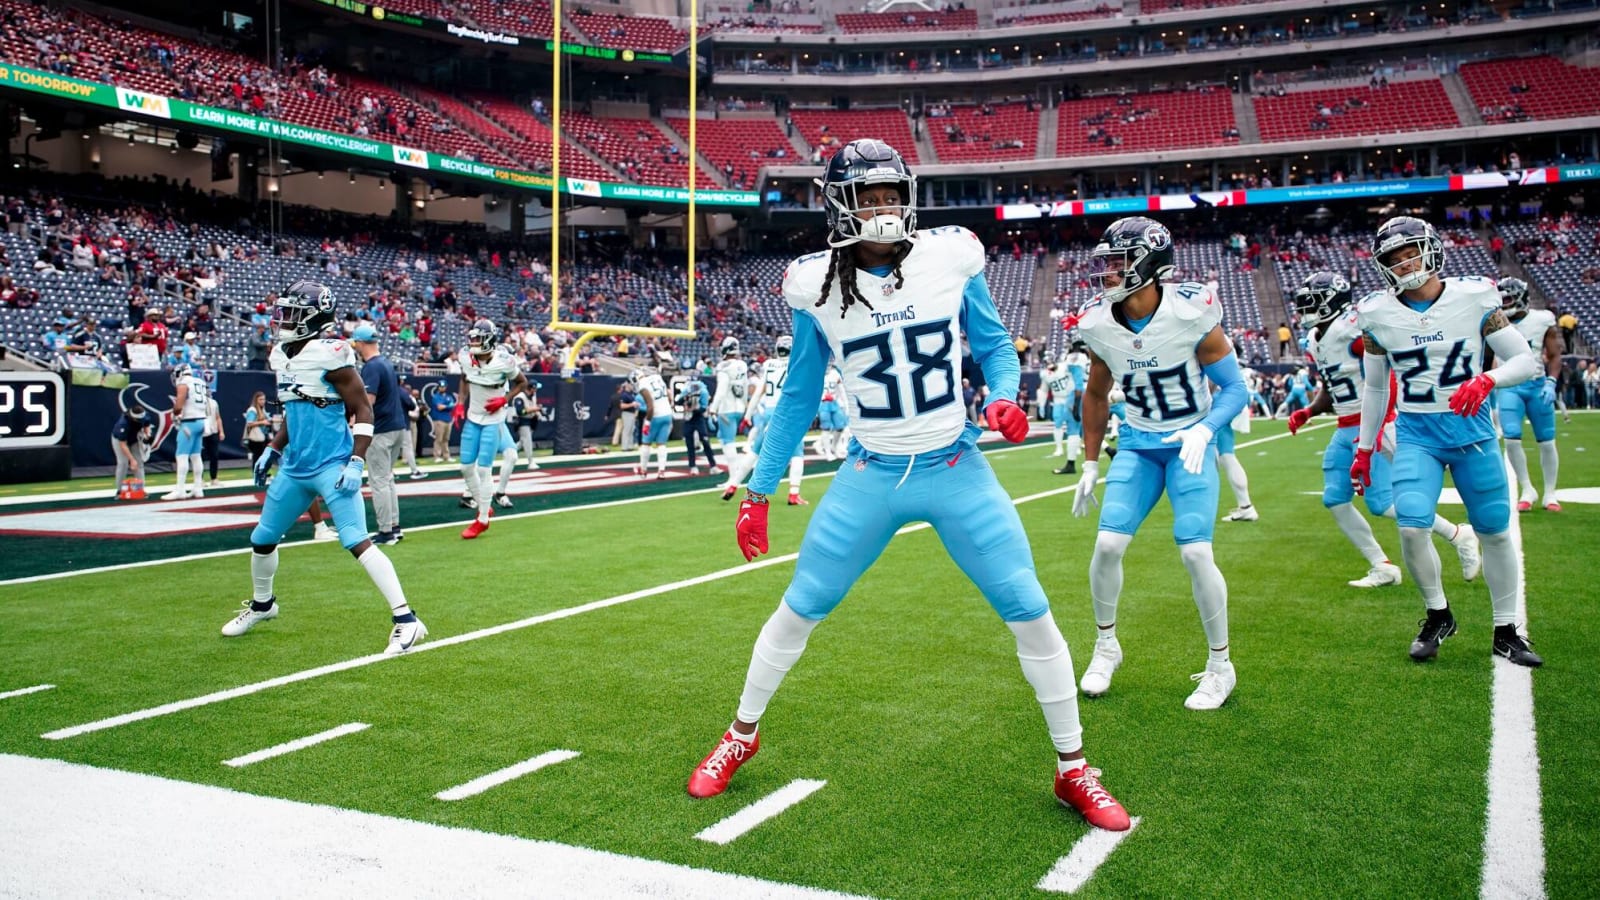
[1293,272,1355,326]
[272,280,336,343]
[1089,217,1175,304]
[815,139,916,248]
[1372,216,1443,293]
[466,319,500,357]
[1499,277,1530,313]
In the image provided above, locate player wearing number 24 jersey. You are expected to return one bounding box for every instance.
[1354,216,1542,667]
[1071,215,1247,713]
[686,138,1128,831]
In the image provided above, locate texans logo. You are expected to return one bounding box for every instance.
[119,382,175,450]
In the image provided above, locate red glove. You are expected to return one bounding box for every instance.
[484,396,507,414]
[1287,408,1312,434]
[736,498,769,561]
[1350,447,1375,496]
[451,403,466,425]
[641,420,651,439]
[984,399,1029,444]
[1449,373,1495,417]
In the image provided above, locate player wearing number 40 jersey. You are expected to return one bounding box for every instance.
[1287,273,1481,589]
[687,138,1129,832]
[1354,216,1542,667]
[1069,215,1246,712]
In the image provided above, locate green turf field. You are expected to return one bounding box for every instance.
[2,419,1595,898]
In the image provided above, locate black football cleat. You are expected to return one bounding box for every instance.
[1410,607,1457,661]
[1492,625,1543,668]
[1053,461,1077,475]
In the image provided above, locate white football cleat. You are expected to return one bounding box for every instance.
[1348,562,1403,588]
[1222,505,1259,522]
[222,599,279,636]
[313,522,338,542]
[385,618,428,655]
[1451,525,1481,582]
[164,489,189,501]
[1080,637,1123,697]
[1185,660,1236,711]
[192,488,205,499]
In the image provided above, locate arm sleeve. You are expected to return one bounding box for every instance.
[1483,325,1540,388]
[959,273,1019,411]
[749,310,829,495]
[1357,350,1391,451]
[1198,353,1247,432]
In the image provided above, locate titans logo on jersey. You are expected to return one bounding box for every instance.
[1358,276,1500,447]
[270,337,356,477]
[1307,310,1367,417]
[781,226,984,454]
[1076,282,1222,438]
[458,346,521,424]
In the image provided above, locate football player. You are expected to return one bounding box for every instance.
[224,281,425,654]
[165,363,210,500]
[719,335,807,505]
[1214,371,1257,522]
[711,336,750,466]
[686,139,1128,831]
[1289,276,1480,587]
[815,363,848,460]
[1042,352,1079,472]
[1069,216,1246,711]
[1493,277,1562,512]
[1353,217,1541,666]
[631,366,674,479]
[455,319,529,539]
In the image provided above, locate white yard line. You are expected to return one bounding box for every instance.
[1479,454,1545,900]
[0,754,869,900]
[435,750,582,801]
[0,683,55,700]
[694,779,828,846]
[1036,817,1142,894]
[221,723,371,768]
[37,432,1300,741]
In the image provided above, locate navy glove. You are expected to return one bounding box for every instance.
[254,446,281,487]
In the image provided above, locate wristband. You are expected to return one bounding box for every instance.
[745,491,769,505]
[351,422,375,437]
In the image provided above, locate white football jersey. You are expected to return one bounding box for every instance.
[781,226,985,454]
[636,371,673,418]
[458,346,521,424]
[1076,281,1223,433]
[711,357,749,416]
[271,337,354,406]
[1043,364,1075,399]
[1307,309,1367,417]
[822,366,845,404]
[750,357,790,414]
[177,373,210,420]
[1357,277,1499,415]
[1511,308,1556,354]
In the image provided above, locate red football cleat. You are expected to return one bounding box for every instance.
[1055,765,1131,831]
[1545,501,1562,512]
[461,509,493,539]
[720,485,738,501]
[787,493,807,506]
[687,730,759,798]
[1516,500,1533,513]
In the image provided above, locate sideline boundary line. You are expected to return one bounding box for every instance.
[38,428,1310,741]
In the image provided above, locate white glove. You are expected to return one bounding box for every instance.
[1161,424,1215,475]
[1071,460,1100,518]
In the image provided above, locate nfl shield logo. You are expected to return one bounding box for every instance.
[854,459,867,472]
[881,283,895,297]
[1132,338,1144,350]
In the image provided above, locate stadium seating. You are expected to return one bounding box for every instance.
[1498,216,1600,347]
[1056,89,1237,157]
[998,6,1119,27]
[665,117,793,190]
[788,109,921,164]
[1459,56,1600,123]
[472,98,616,182]
[1254,80,1459,142]
[835,9,978,33]
[561,113,717,188]
[567,12,687,52]
[929,104,1039,164]
[467,0,580,42]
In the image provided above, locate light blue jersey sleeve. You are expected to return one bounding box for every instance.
[1199,353,1248,433]
[749,309,829,495]
[960,273,1019,411]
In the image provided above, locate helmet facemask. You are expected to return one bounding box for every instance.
[1372,218,1443,293]
[775,335,793,357]
[1499,278,1529,313]
[273,281,336,343]
[817,173,916,249]
[1089,248,1148,304]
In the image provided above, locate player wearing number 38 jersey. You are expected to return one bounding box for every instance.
[1071,216,1248,713]
[686,138,1129,832]
[1354,216,1542,667]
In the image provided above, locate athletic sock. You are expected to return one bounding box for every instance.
[357,545,411,617]
[250,548,278,605]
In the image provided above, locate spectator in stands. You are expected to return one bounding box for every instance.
[1557,308,1579,354]
[1277,321,1293,360]
[247,322,272,371]
[42,316,72,364]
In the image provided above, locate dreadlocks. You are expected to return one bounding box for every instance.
[815,238,915,319]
